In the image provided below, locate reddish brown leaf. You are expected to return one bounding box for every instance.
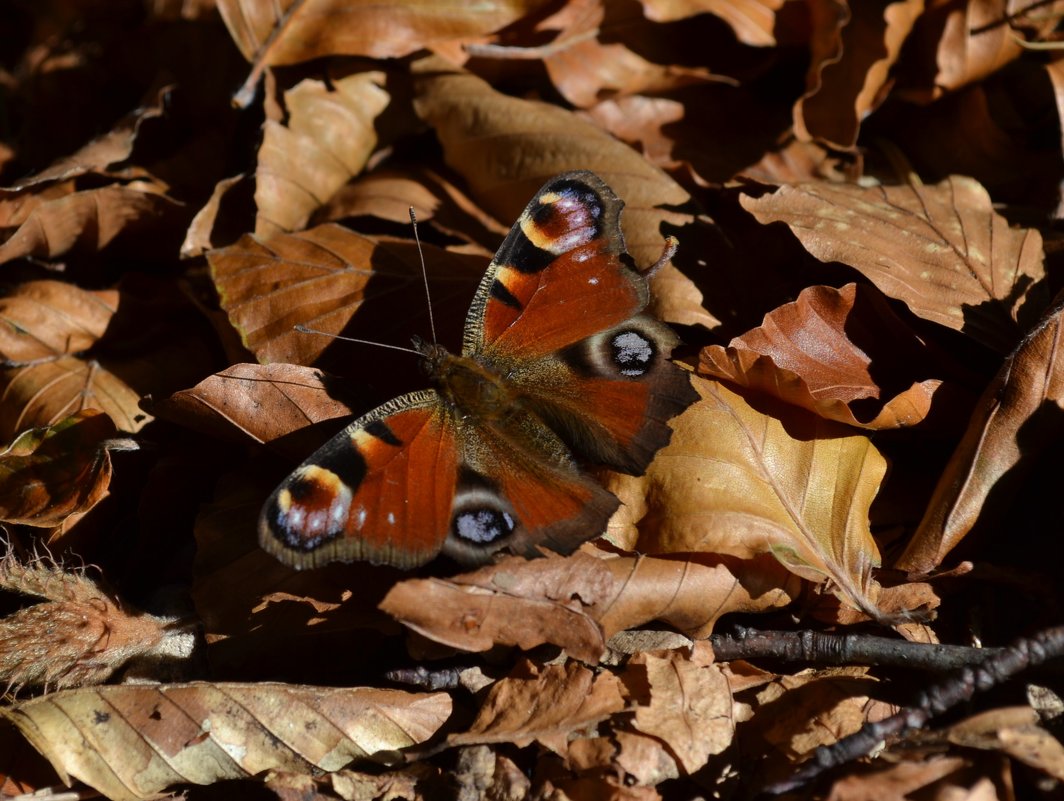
[698,282,970,429]
[741,176,1046,353]
[898,298,1064,573]
[641,0,783,45]
[448,659,626,755]
[4,683,451,801]
[0,411,115,528]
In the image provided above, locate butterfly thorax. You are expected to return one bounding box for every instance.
[415,337,513,421]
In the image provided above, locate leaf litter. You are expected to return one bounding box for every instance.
[4,2,1064,800]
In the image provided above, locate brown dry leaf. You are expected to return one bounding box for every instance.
[698,282,964,429]
[4,682,451,801]
[181,174,248,258]
[154,363,358,450]
[794,0,922,149]
[255,71,390,237]
[612,376,885,617]
[0,282,149,438]
[0,410,116,528]
[411,59,714,329]
[379,551,798,661]
[0,183,181,265]
[946,706,1064,782]
[448,659,626,755]
[741,176,1046,354]
[0,552,189,691]
[265,763,444,801]
[825,755,975,801]
[624,643,734,774]
[640,0,783,45]
[897,298,1064,573]
[208,223,485,366]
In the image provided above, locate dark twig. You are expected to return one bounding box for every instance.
[711,627,996,672]
[760,625,1064,795]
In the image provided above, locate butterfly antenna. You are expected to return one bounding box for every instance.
[409,207,438,345]
[294,325,421,356]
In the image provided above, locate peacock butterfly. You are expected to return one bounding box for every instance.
[259,171,697,569]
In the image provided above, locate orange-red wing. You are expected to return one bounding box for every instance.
[463,172,647,360]
[259,391,458,569]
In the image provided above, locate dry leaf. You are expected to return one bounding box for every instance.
[741,176,1047,353]
[613,376,885,617]
[898,298,1064,573]
[641,0,783,46]
[448,659,626,755]
[5,683,451,801]
[0,411,116,528]
[698,282,969,429]
[255,72,390,237]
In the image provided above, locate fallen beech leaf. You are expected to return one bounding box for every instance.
[448,660,626,755]
[0,411,116,528]
[265,763,444,801]
[218,0,549,65]
[0,183,181,265]
[825,755,973,801]
[255,72,389,236]
[622,377,885,617]
[741,176,1046,353]
[155,363,360,451]
[0,552,189,690]
[181,174,248,258]
[379,551,798,660]
[641,0,783,46]
[0,282,149,437]
[624,643,733,774]
[4,683,451,801]
[208,223,484,366]
[897,298,1064,573]
[794,0,922,149]
[411,58,714,329]
[698,283,964,429]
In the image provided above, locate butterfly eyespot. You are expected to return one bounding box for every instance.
[610,330,655,377]
[273,465,353,550]
[453,508,517,544]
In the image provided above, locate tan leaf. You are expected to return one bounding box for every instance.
[448,660,626,755]
[154,363,360,451]
[379,551,798,660]
[255,72,390,237]
[0,411,115,528]
[640,0,783,46]
[825,755,973,801]
[0,183,181,265]
[217,0,549,64]
[898,299,1064,572]
[4,683,451,801]
[741,176,1046,353]
[181,173,249,258]
[698,283,970,429]
[0,282,147,437]
[411,58,714,329]
[793,0,922,149]
[622,376,885,617]
[624,643,734,774]
[265,763,443,801]
[0,553,191,690]
[208,223,485,366]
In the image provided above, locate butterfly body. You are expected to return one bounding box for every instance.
[260,172,697,569]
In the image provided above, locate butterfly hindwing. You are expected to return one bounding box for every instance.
[259,391,458,569]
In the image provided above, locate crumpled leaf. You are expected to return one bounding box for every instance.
[0,410,116,528]
[448,660,626,756]
[740,176,1047,354]
[0,282,148,438]
[698,282,968,429]
[0,552,190,690]
[208,223,484,366]
[4,683,451,801]
[624,643,733,775]
[379,551,798,660]
[641,0,783,46]
[618,376,885,618]
[897,297,1064,573]
[255,72,390,237]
